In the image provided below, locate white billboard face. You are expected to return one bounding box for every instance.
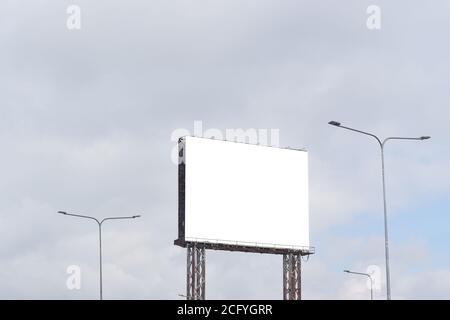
[179,136,310,251]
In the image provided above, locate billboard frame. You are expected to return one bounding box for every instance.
[174,238,314,256]
[175,136,315,256]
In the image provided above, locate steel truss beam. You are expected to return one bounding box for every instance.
[183,242,308,300]
[186,243,206,300]
[283,253,301,300]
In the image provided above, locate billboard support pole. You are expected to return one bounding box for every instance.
[186,243,205,300]
[283,253,301,300]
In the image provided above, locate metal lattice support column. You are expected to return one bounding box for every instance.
[283,253,301,300]
[186,243,206,300]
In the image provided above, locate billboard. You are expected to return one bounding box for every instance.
[176,136,310,253]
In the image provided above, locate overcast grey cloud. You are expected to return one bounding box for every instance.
[1,0,449,299]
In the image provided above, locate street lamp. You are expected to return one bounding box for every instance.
[329,121,430,300]
[344,269,374,300]
[58,211,141,300]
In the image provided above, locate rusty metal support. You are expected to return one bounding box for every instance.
[283,253,301,300]
[186,243,205,300]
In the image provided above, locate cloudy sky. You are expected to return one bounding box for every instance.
[1,0,449,299]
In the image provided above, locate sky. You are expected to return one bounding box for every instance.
[0,0,449,299]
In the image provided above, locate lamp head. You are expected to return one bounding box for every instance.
[58,211,67,215]
[420,136,431,140]
[328,121,341,127]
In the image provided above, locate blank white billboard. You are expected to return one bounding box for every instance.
[178,136,310,251]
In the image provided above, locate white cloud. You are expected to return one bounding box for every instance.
[1,0,449,299]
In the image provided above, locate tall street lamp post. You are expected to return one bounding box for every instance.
[329,121,430,300]
[344,269,374,300]
[59,211,141,300]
